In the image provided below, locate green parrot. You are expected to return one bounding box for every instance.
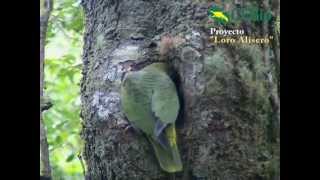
[120,62,182,173]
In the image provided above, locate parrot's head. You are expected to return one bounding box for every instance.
[159,35,185,61]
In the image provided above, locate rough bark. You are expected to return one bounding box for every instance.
[80,0,280,179]
[40,0,53,178]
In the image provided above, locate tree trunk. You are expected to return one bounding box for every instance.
[40,0,53,178]
[80,0,280,179]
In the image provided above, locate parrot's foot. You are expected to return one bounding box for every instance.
[124,124,143,136]
[124,125,133,133]
[124,124,135,133]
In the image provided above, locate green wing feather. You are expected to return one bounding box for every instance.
[120,72,155,135]
[151,72,180,124]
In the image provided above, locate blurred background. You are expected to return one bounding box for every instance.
[43,0,84,179]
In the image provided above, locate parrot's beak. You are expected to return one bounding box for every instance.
[121,63,134,81]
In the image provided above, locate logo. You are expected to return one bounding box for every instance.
[207,4,275,45]
[208,5,230,25]
[208,4,273,25]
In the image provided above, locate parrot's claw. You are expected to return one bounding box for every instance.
[124,124,143,136]
[124,124,134,133]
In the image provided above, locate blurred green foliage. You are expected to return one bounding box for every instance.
[43,0,84,179]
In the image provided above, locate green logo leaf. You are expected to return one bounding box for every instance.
[208,5,230,25]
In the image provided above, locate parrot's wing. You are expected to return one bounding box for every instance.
[151,73,180,138]
[120,73,155,135]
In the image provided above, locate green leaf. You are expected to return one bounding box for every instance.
[43,0,84,178]
[66,153,75,162]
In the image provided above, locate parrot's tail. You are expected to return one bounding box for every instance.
[147,125,183,173]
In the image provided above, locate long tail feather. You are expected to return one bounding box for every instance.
[147,125,182,173]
